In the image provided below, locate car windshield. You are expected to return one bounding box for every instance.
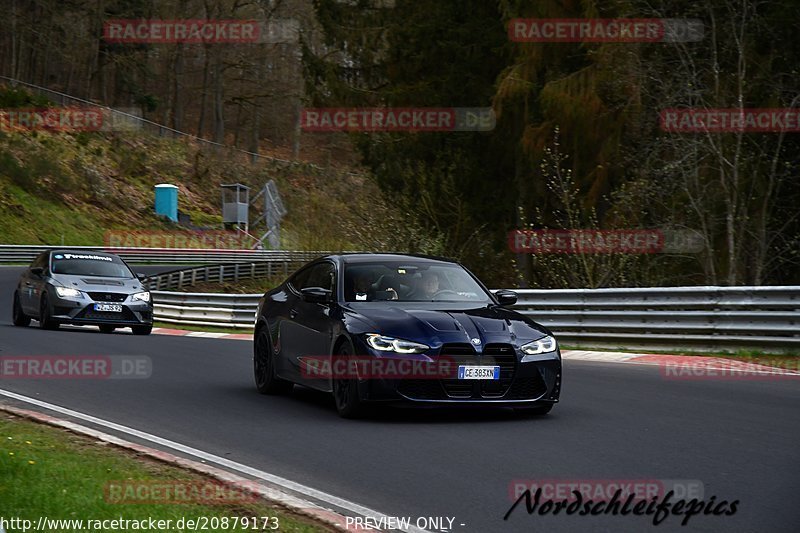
[50,253,133,278]
[344,261,491,303]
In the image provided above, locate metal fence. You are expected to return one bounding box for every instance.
[511,286,800,350]
[146,260,311,290]
[0,245,328,266]
[151,285,800,350]
[153,291,261,329]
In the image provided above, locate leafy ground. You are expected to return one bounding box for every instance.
[0,85,427,253]
[0,412,329,532]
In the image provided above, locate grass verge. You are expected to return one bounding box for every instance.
[0,412,328,532]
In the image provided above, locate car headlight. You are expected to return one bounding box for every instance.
[365,334,430,354]
[132,291,151,303]
[520,335,557,361]
[55,287,82,298]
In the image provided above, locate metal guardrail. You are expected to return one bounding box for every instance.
[145,260,312,290]
[511,286,800,350]
[150,285,800,350]
[153,291,261,329]
[0,245,328,265]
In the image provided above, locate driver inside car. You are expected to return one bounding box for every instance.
[413,271,441,300]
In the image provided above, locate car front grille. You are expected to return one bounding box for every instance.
[76,306,138,322]
[479,344,516,397]
[87,292,127,302]
[399,343,518,400]
[440,343,477,398]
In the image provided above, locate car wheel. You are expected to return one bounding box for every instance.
[38,294,59,330]
[132,325,152,336]
[12,292,31,327]
[99,325,115,334]
[254,329,292,395]
[332,342,369,419]
[514,403,554,417]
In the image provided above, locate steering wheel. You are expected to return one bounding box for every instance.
[433,289,458,298]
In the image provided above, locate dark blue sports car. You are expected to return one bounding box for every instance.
[253,254,561,418]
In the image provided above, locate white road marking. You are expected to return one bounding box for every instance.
[0,388,430,533]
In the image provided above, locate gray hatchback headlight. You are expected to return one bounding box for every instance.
[55,287,83,298]
[132,291,151,302]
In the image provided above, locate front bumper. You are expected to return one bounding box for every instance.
[49,293,153,327]
[350,342,562,405]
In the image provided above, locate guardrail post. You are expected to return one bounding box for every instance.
[178,271,185,289]
[234,263,240,282]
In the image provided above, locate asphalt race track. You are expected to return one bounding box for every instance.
[1,265,798,532]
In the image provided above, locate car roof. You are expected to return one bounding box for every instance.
[326,253,458,266]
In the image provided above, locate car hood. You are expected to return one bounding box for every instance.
[342,303,551,349]
[50,273,147,294]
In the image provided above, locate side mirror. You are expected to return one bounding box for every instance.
[301,287,332,304]
[495,289,518,306]
[30,267,44,277]
[135,272,148,280]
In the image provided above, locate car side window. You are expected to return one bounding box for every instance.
[289,265,316,292]
[306,262,335,292]
[30,252,48,273]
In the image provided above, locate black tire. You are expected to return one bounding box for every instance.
[99,325,116,334]
[132,325,152,336]
[514,403,554,417]
[12,292,31,327]
[332,342,369,419]
[254,329,292,395]
[38,294,59,330]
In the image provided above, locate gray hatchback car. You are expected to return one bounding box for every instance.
[12,250,153,335]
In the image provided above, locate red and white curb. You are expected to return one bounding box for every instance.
[151,327,251,341]
[0,395,423,533]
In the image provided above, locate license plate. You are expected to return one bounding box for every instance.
[94,303,122,312]
[457,365,500,380]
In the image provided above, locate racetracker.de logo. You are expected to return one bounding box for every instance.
[659,358,800,381]
[0,107,141,133]
[509,479,704,503]
[508,18,704,43]
[104,230,252,250]
[300,355,459,380]
[660,108,800,133]
[104,480,260,505]
[0,107,103,132]
[0,356,151,380]
[508,229,705,254]
[299,108,496,132]
[103,19,263,44]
